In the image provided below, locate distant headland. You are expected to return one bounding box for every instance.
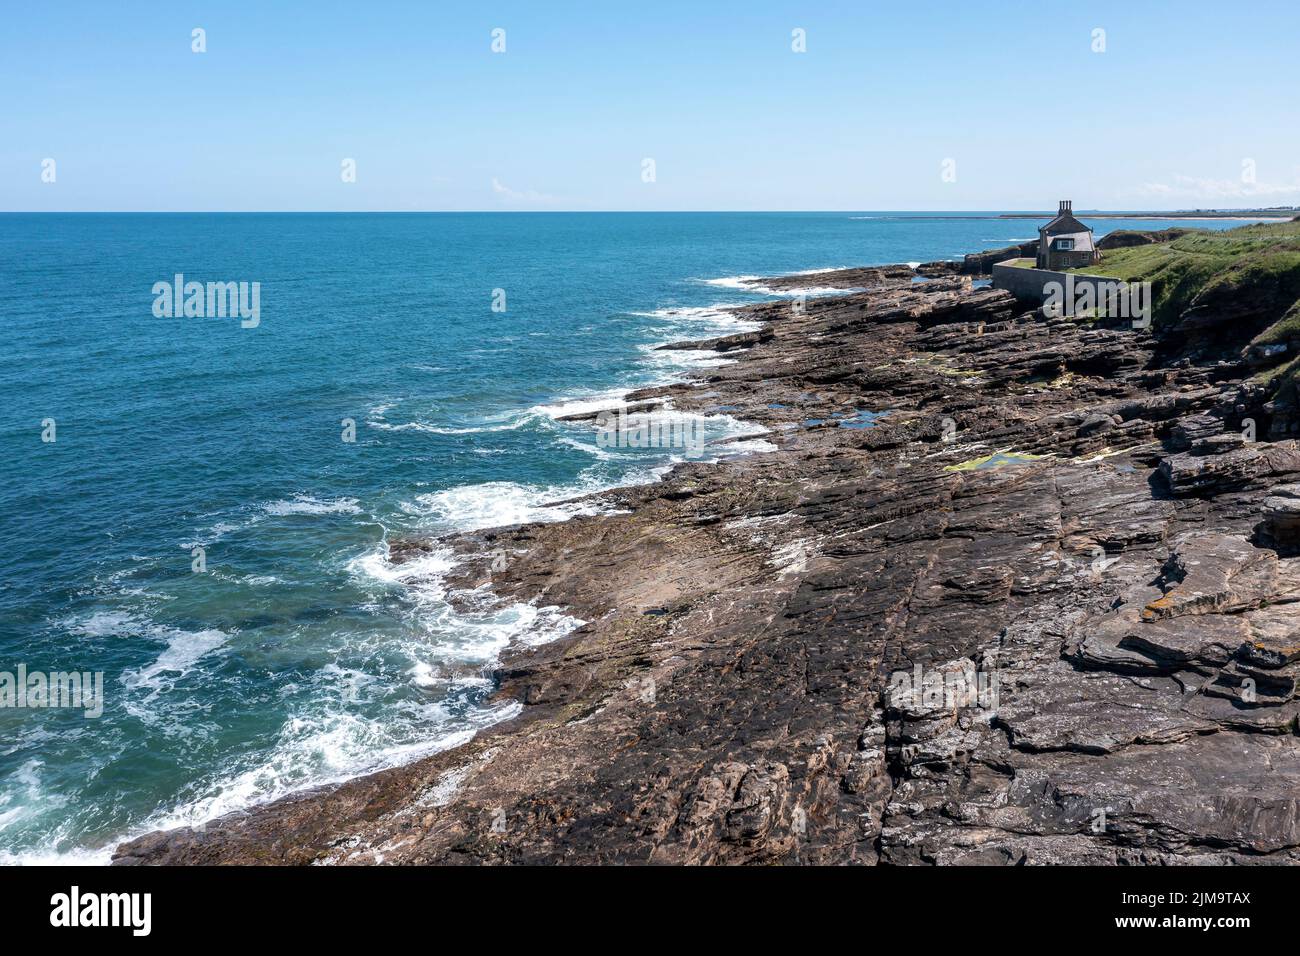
[998,207,1300,220]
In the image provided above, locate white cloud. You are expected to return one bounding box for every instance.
[490,177,561,205]
[1131,173,1300,203]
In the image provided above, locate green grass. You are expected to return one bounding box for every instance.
[1254,299,1300,347]
[1067,220,1300,401]
[1069,220,1300,332]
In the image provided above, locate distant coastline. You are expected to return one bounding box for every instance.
[846,211,1295,223]
[998,208,1298,221]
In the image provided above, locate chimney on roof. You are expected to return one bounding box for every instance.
[1059,200,1071,213]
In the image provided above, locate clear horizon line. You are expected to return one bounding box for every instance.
[3,207,1296,216]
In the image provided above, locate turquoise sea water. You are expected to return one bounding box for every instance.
[0,211,1256,862]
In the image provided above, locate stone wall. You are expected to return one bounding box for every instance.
[990,260,1116,304]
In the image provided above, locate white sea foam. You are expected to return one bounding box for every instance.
[700,274,764,291]
[401,402,767,538]
[0,843,112,867]
[121,626,230,695]
[22,275,787,866]
[131,704,514,842]
[63,609,140,638]
[346,541,458,593]
[347,542,585,657]
[402,480,616,533]
[365,397,541,436]
[408,661,440,688]
[632,302,748,316]
[179,518,246,549]
[61,610,231,697]
[27,545,587,864]
[629,304,761,334]
[529,388,632,420]
[715,437,778,456]
[367,413,537,435]
[262,495,362,517]
[555,434,621,460]
[179,497,358,553]
[639,342,738,369]
[698,274,861,298]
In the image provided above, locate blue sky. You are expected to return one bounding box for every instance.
[3,0,1298,211]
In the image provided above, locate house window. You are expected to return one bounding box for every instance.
[1054,238,1075,251]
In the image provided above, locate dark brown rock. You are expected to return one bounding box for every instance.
[113,258,1300,867]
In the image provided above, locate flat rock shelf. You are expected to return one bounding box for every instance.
[116,263,1300,865]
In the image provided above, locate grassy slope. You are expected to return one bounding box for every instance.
[1066,220,1300,402]
[1072,220,1300,335]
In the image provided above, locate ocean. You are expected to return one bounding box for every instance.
[0,211,1254,862]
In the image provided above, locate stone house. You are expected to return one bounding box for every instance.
[1036,200,1101,270]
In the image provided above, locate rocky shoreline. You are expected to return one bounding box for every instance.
[115,249,1300,865]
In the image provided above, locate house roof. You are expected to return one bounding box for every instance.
[1041,212,1092,235]
[1040,204,1093,236]
[1046,230,1096,252]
